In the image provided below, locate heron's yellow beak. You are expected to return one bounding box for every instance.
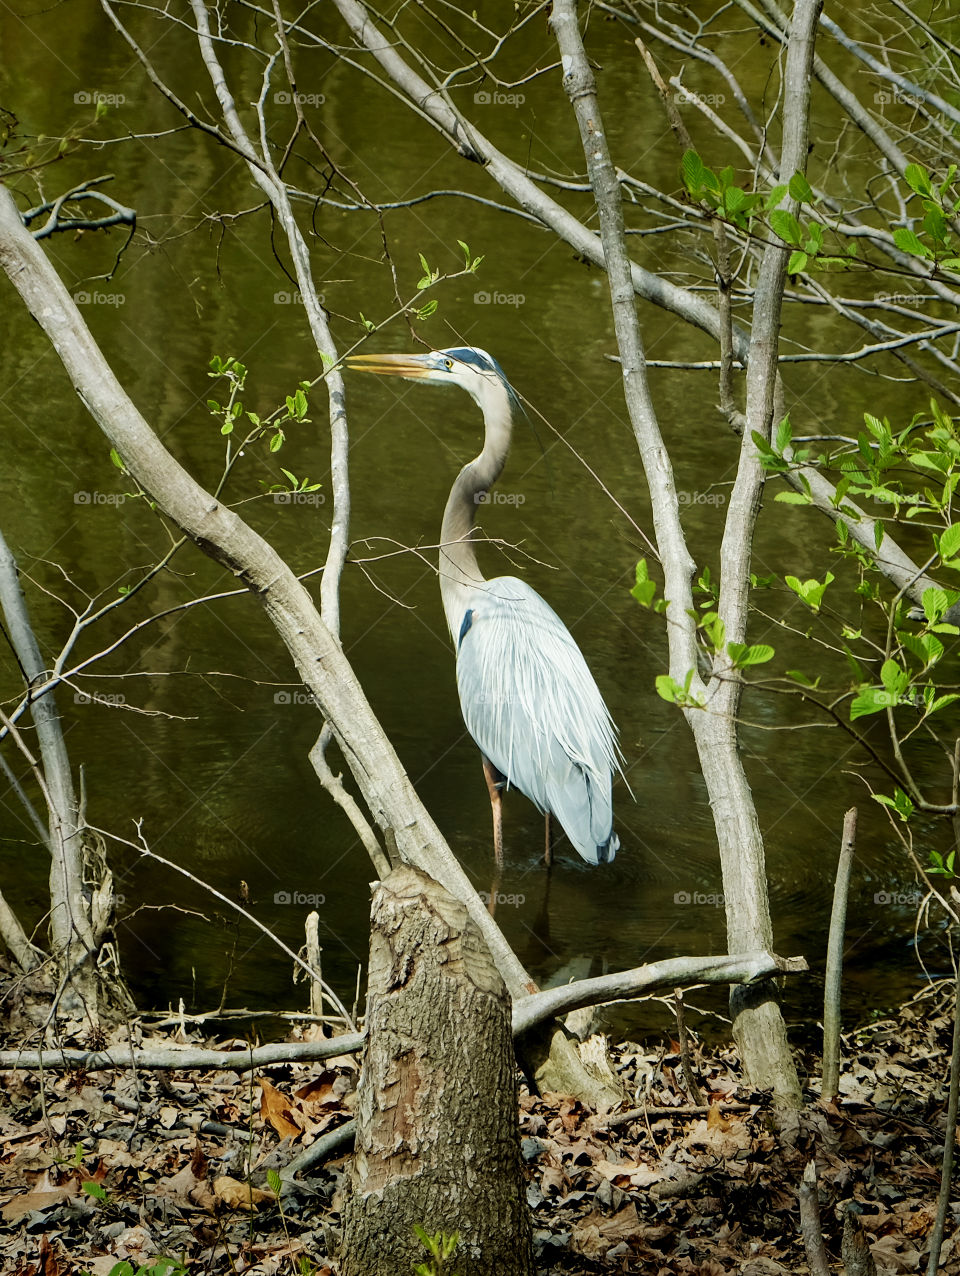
[344,351,436,379]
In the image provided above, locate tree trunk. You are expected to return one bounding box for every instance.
[341,865,533,1276]
[0,528,101,1020]
[693,712,801,1103]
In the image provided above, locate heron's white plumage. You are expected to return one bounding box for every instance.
[346,343,623,866]
[454,576,621,864]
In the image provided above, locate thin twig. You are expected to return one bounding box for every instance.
[822,806,857,1102]
[926,970,960,1275]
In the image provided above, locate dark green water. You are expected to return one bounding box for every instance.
[0,3,951,1037]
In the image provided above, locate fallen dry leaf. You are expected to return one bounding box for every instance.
[213,1174,274,1211]
[1,1169,81,1222]
[259,1076,301,1141]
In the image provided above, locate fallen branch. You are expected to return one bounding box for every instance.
[510,951,807,1037]
[0,1034,366,1073]
[0,949,806,1072]
[282,1118,356,1180]
[603,1101,755,1128]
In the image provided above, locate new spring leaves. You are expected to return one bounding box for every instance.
[631,406,960,748]
[681,152,960,283]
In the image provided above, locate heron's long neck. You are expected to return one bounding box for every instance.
[439,386,513,641]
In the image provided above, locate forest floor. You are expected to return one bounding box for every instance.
[0,974,956,1276]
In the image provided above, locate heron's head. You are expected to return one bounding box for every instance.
[345,346,520,415]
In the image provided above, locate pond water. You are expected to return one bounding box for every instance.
[0,3,952,1040]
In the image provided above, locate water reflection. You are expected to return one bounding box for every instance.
[0,4,946,1036]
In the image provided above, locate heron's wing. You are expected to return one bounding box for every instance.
[455,576,620,862]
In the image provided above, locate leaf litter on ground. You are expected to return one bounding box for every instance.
[0,977,957,1273]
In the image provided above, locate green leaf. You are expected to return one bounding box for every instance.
[788,172,814,202]
[775,490,812,504]
[929,848,956,877]
[873,788,915,822]
[927,692,960,716]
[899,630,944,667]
[727,642,775,667]
[630,559,657,608]
[267,1168,282,1194]
[911,451,951,477]
[804,222,824,253]
[206,398,221,413]
[82,1180,107,1200]
[681,149,706,193]
[850,686,899,720]
[417,299,439,320]
[774,415,792,453]
[787,250,808,274]
[785,571,835,611]
[294,388,308,418]
[939,523,960,560]
[904,163,933,197]
[880,659,910,695]
[270,429,285,453]
[893,227,931,258]
[786,668,819,687]
[220,422,233,435]
[702,611,726,651]
[923,586,951,622]
[655,674,679,703]
[769,209,802,245]
[109,447,125,471]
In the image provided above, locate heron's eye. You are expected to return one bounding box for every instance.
[444,358,454,370]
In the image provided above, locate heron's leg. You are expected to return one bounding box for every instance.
[486,864,502,918]
[544,812,554,868]
[481,755,505,868]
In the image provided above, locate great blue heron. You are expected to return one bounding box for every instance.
[346,345,621,867]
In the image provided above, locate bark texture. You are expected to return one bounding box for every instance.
[341,865,533,1276]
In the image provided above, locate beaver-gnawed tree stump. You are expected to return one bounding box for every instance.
[340,864,534,1276]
